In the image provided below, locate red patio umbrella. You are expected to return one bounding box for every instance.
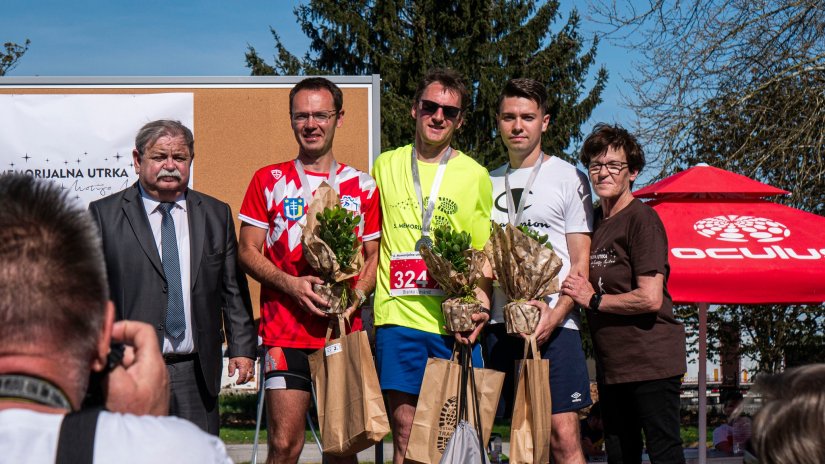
[634,164,788,199]
[633,164,825,464]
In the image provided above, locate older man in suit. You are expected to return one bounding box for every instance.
[89,119,256,434]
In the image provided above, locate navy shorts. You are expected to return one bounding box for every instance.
[375,325,483,395]
[485,324,592,415]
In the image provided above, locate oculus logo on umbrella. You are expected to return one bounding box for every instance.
[694,215,790,243]
[672,214,823,260]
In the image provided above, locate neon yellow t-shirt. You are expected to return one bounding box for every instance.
[372,144,492,334]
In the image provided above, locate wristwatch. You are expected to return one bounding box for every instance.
[354,288,368,308]
[588,291,603,312]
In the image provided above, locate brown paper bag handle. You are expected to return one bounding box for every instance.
[323,316,349,342]
[449,344,462,362]
[522,335,540,360]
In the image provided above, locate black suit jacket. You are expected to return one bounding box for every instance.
[89,183,256,397]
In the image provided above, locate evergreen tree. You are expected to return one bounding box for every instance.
[1,39,29,76]
[246,0,607,169]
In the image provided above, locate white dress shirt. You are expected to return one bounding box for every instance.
[139,187,194,354]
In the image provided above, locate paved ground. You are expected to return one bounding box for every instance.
[226,442,392,464]
[225,443,744,464]
[226,442,511,463]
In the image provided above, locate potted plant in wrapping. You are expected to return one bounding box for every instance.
[419,225,488,332]
[301,183,364,314]
[484,222,563,334]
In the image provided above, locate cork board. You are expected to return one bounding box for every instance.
[0,76,380,317]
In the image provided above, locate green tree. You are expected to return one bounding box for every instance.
[677,304,825,375]
[1,39,29,76]
[246,0,607,169]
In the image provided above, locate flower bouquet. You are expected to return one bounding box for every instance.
[301,183,364,314]
[484,222,562,334]
[419,225,488,332]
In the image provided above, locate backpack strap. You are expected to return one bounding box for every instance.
[55,407,103,464]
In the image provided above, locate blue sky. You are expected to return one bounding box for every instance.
[1,0,308,76]
[1,0,633,141]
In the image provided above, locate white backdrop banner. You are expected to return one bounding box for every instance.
[0,93,194,206]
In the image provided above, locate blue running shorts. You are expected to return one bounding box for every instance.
[375,325,483,395]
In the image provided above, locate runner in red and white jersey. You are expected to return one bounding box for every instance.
[237,77,379,464]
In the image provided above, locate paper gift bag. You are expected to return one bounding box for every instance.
[439,346,490,464]
[308,318,390,456]
[405,347,504,464]
[509,336,552,464]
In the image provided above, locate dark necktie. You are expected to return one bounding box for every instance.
[158,202,186,339]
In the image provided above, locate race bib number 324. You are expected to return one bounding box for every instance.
[389,252,443,297]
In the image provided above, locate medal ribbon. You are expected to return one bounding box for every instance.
[504,152,545,225]
[294,158,339,207]
[411,146,452,240]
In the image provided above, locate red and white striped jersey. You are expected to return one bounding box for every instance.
[239,160,381,348]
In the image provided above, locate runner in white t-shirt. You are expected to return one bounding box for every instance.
[486,78,594,464]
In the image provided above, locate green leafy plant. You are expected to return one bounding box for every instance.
[432,224,472,273]
[316,205,359,270]
[517,224,553,250]
[430,224,477,303]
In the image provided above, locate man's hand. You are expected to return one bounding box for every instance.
[284,275,329,317]
[522,299,561,347]
[104,320,169,416]
[239,224,329,318]
[342,299,359,322]
[454,310,490,345]
[227,357,255,385]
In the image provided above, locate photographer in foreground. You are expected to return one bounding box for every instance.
[0,174,232,463]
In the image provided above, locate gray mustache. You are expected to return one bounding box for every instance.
[157,168,182,180]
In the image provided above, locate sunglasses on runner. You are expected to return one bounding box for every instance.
[419,99,462,119]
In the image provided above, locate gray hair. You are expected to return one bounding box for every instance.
[135,120,194,157]
[0,174,108,371]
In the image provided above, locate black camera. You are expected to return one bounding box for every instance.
[82,343,125,408]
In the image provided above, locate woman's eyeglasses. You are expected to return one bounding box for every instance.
[588,161,629,175]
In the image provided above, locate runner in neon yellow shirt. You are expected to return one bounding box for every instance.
[371,68,492,464]
[372,143,491,333]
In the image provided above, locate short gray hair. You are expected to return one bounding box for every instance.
[135,120,194,157]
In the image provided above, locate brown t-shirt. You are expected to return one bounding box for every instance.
[588,199,686,384]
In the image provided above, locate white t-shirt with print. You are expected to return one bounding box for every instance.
[489,155,594,330]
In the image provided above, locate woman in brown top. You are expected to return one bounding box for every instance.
[562,124,686,464]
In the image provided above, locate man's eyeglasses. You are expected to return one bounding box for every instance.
[588,161,629,175]
[291,110,339,124]
[419,99,462,119]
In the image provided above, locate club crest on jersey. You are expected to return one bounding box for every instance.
[283,198,305,221]
[340,195,361,213]
[271,169,283,180]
